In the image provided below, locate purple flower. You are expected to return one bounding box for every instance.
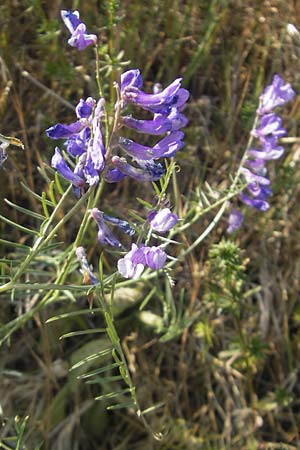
[111,156,165,181]
[252,113,287,140]
[240,167,270,186]
[232,74,295,229]
[117,244,167,279]
[90,208,123,248]
[104,168,127,183]
[47,98,106,191]
[118,131,184,160]
[117,244,146,279]
[227,209,244,234]
[239,193,270,212]
[64,128,89,158]
[46,121,84,139]
[61,10,97,51]
[121,109,188,135]
[83,116,106,186]
[143,246,167,270]
[248,146,284,161]
[148,208,178,233]
[76,97,94,118]
[257,75,296,115]
[121,69,143,91]
[122,76,189,113]
[51,147,85,188]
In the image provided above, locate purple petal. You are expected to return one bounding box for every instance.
[76,97,94,118]
[247,183,272,198]
[258,74,296,115]
[121,115,173,135]
[64,136,86,158]
[253,113,286,139]
[51,147,85,187]
[239,193,270,211]
[122,78,182,111]
[121,69,143,91]
[240,167,270,186]
[119,131,184,160]
[152,131,184,158]
[143,246,167,270]
[248,147,284,160]
[88,123,105,171]
[46,121,84,139]
[68,23,97,51]
[61,10,81,33]
[118,258,145,279]
[149,208,178,232]
[83,152,100,186]
[227,209,244,234]
[104,168,127,183]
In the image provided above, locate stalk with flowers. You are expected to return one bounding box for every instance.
[0,7,297,440]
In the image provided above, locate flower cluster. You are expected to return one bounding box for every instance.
[46,71,189,193]
[105,69,189,183]
[47,10,185,280]
[47,97,106,196]
[90,206,177,279]
[228,75,295,233]
[61,10,97,51]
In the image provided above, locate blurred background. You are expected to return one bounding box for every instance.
[1,1,300,449]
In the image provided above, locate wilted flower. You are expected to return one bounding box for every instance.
[110,156,165,181]
[76,246,98,285]
[90,208,123,248]
[61,10,97,51]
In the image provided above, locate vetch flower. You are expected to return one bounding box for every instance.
[51,147,85,188]
[114,69,189,184]
[117,244,167,279]
[252,113,287,140]
[47,97,106,191]
[104,167,127,183]
[229,74,295,230]
[257,75,296,115]
[122,77,183,113]
[61,10,97,51]
[148,208,178,233]
[121,109,188,135]
[121,69,143,91]
[143,246,167,270]
[118,131,184,160]
[227,209,244,234]
[46,121,84,139]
